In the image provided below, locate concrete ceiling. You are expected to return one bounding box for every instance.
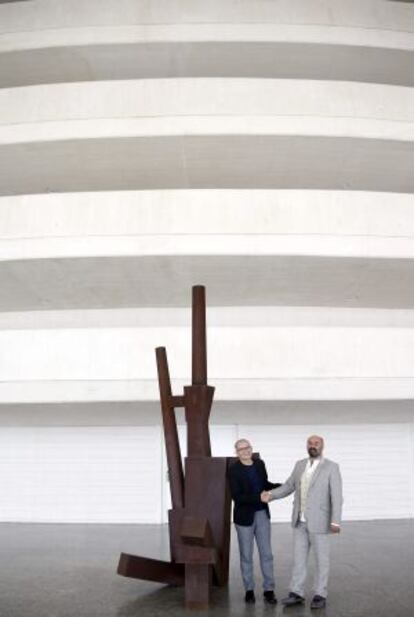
[1,42,413,87]
[0,135,413,196]
[2,254,414,311]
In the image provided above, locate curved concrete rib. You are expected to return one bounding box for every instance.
[2,378,414,406]
[1,0,413,88]
[1,326,414,403]
[2,235,414,262]
[0,400,414,426]
[0,133,413,195]
[0,42,413,87]
[1,0,413,32]
[0,191,413,239]
[2,326,414,380]
[1,80,413,125]
[1,254,414,311]
[2,306,414,331]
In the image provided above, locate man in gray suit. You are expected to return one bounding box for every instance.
[261,435,342,610]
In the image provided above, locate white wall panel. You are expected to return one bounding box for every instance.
[0,426,162,523]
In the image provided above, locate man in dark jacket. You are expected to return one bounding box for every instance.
[228,438,281,605]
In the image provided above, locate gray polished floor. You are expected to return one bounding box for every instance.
[0,520,413,617]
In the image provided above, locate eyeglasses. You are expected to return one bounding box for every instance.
[236,445,252,452]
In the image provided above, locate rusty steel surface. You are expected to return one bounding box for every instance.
[192,285,208,386]
[155,347,184,510]
[117,554,185,586]
[184,384,213,458]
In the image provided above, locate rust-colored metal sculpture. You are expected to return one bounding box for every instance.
[117,286,232,609]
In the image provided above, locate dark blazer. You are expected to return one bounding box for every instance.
[228,458,281,526]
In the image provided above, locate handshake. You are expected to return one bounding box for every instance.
[260,491,273,503]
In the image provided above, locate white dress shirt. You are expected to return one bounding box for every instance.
[299,457,320,522]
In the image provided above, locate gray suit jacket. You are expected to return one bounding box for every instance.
[270,457,343,534]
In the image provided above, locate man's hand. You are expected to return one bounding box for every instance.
[261,491,272,503]
[330,523,341,533]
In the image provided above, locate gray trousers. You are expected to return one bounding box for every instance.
[235,509,275,591]
[290,521,330,598]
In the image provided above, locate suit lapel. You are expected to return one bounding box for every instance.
[308,458,325,491]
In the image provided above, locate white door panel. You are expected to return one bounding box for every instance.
[0,426,162,523]
[1,423,412,523]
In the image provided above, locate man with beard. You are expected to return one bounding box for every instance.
[261,435,343,610]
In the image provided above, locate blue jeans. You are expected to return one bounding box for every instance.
[235,509,275,591]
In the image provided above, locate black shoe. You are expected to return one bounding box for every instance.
[245,590,256,603]
[281,592,305,606]
[310,595,326,609]
[263,590,278,605]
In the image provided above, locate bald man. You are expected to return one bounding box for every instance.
[261,436,343,610]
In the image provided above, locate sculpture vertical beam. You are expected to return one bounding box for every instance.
[156,346,184,509]
[185,285,213,458]
[192,285,207,386]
